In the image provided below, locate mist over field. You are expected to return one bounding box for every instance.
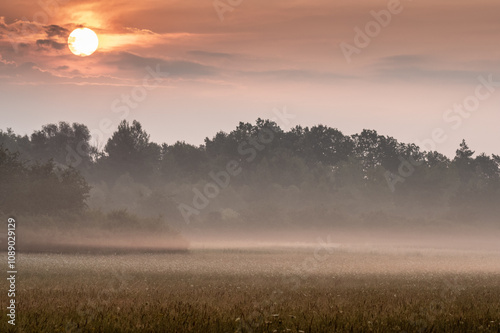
[1,117,499,252]
[2,118,500,253]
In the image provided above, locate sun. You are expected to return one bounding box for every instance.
[68,28,99,57]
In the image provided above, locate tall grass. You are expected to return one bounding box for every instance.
[1,249,499,332]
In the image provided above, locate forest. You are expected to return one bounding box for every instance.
[1,119,499,230]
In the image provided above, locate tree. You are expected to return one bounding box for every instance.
[474,153,500,182]
[0,128,31,160]
[352,130,401,177]
[204,119,283,162]
[160,141,208,181]
[299,125,353,166]
[102,120,161,183]
[0,146,25,212]
[30,121,93,171]
[453,139,475,184]
[0,146,90,215]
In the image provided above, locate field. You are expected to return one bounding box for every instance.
[2,246,500,332]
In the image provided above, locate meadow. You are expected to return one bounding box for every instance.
[1,246,500,332]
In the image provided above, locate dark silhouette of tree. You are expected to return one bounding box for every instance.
[424,151,450,168]
[0,128,31,159]
[102,120,160,183]
[290,125,353,166]
[0,146,25,213]
[352,130,403,178]
[30,122,93,171]
[205,119,283,164]
[453,139,475,185]
[161,141,207,181]
[474,153,500,183]
[205,131,235,160]
[0,146,90,215]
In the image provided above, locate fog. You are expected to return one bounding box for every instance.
[2,119,499,257]
[183,226,500,253]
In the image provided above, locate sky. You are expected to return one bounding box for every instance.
[0,0,499,156]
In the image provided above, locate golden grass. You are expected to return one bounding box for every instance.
[1,249,499,332]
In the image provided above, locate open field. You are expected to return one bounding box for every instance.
[2,246,500,332]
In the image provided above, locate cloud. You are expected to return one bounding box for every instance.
[376,55,431,67]
[0,17,71,57]
[45,25,68,38]
[0,60,58,82]
[0,54,16,67]
[0,57,138,86]
[36,39,66,50]
[187,50,235,59]
[370,54,497,84]
[240,69,355,83]
[105,52,218,77]
[377,67,493,84]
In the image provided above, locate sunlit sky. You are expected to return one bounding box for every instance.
[1,0,499,156]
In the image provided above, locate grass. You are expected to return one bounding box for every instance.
[1,249,499,332]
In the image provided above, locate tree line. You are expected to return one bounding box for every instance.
[1,119,499,226]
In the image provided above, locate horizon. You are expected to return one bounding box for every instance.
[1,116,495,160]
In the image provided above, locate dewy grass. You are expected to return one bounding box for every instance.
[1,249,499,332]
